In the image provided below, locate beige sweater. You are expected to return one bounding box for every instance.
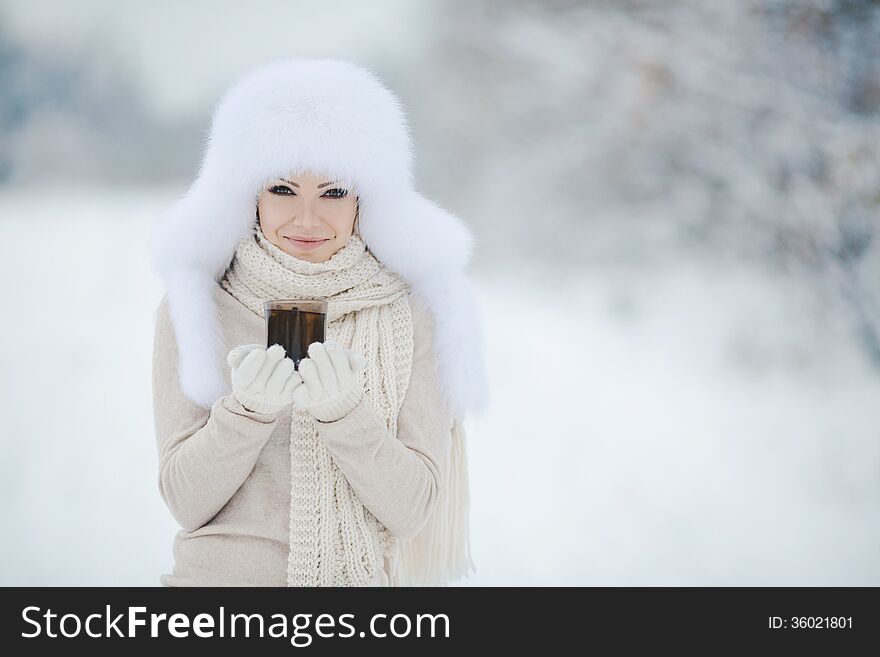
[151,283,454,586]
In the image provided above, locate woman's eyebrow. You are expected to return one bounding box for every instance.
[279,179,338,189]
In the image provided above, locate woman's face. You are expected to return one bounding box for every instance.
[257,170,358,263]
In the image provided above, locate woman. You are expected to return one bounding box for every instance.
[150,57,489,587]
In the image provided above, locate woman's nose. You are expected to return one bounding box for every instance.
[293,204,320,227]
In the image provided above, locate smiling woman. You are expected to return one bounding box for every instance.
[256,171,360,263]
[150,57,488,588]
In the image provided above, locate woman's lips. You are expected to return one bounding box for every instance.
[285,237,329,251]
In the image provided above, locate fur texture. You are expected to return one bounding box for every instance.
[149,57,489,420]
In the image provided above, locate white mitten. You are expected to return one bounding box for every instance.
[226,343,301,415]
[293,340,368,422]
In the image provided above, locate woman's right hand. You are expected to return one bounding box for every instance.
[226,343,302,414]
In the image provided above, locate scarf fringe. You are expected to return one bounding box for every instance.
[386,417,476,586]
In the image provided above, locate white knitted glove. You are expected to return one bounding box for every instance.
[226,343,301,415]
[294,340,368,422]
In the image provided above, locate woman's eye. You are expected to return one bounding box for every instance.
[269,185,295,195]
[323,188,348,199]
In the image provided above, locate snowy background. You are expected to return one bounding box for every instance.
[0,0,878,585]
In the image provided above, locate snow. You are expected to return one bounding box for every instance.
[464,261,880,585]
[0,186,877,585]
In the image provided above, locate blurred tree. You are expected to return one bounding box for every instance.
[415,0,880,368]
[0,24,204,185]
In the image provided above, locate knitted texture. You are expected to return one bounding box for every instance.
[221,229,413,586]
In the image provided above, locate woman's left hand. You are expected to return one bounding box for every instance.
[293,340,368,422]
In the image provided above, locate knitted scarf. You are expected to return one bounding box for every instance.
[220,229,475,586]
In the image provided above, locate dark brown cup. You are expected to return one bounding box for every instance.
[263,300,328,369]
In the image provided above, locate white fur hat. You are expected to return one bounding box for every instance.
[149,56,490,421]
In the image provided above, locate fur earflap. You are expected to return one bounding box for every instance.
[149,56,489,420]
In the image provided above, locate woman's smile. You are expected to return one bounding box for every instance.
[285,236,330,251]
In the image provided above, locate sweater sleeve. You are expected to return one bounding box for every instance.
[151,295,282,532]
[313,298,454,541]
